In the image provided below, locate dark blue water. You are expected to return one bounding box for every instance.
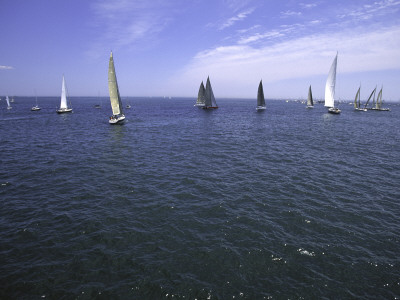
[1,97,399,299]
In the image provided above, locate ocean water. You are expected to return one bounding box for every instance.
[1,97,399,299]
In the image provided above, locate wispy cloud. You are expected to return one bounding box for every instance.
[220,8,255,30]
[280,10,302,18]
[0,65,14,70]
[339,0,400,21]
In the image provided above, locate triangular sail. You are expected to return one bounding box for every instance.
[196,82,206,105]
[257,80,265,107]
[376,87,382,109]
[307,85,314,106]
[325,53,337,108]
[60,75,68,109]
[108,51,124,116]
[6,96,10,107]
[364,87,376,109]
[204,76,217,107]
[354,86,360,109]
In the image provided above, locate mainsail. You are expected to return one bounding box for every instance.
[307,85,314,107]
[196,81,206,106]
[364,87,376,109]
[108,51,124,116]
[325,53,337,108]
[257,80,265,107]
[60,75,68,109]
[204,76,217,107]
[6,96,10,108]
[375,87,383,109]
[354,86,361,109]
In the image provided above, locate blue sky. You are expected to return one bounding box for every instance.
[1,0,400,100]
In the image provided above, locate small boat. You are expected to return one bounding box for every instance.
[94,104,101,109]
[194,81,206,107]
[325,52,341,114]
[354,86,366,111]
[56,75,72,113]
[6,96,12,109]
[202,76,218,109]
[306,85,314,108]
[256,80,266,111]
[31,94,41,111]
[108,51,125,124]
[371,87,390,111]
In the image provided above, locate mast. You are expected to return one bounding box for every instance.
[60,75,68,109]
[108,51,124,116]
[257,80,265,107]
[307,85,313,106]
[324,53,337,108]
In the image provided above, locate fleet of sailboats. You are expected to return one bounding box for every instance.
[325,52,341,114]
[56,75,72,113]
[108,51,125,124]
[306,85,314,108]
[256,80,266,111]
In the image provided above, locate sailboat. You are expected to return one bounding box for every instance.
[325,52,341,114]
[6,96,12,110]
[194,81,206,107]
[354,86,366,111]
[363,86,376,110]
[306,85,314,108]
[56,75,72,113]
[31,93,41,111]
[256,80,266,110]
[371,87,390,111]
[202,76,218,109]
[108,51,125,124]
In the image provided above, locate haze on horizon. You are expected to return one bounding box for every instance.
[1,0,400,101]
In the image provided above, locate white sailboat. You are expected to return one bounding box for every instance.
[256,80,266,110]
[108,51,125,124]
[354,86,366,111]
[6,96,12,109]
[194,81,206,107]
[325,52,341,114]
[202,76,218,109]
[31,93,41,111]
[56,75,72,113]
[306,85,314,108]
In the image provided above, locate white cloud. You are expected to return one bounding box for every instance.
[169,26,400,98]
[0,65,13,70]
[220,8,255,30]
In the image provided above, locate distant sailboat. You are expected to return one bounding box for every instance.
[354,86,366,111]
[6,96,12,110]
[202,76,218,109]
[108,51,125,124]
[256,80,266,111]
[31,94,41,111]
[371,87,390,111]
[57,75,72,113]
[363,87,377,110]
[194,81,206,107]
[306,85,314,108]
[325,53,341,114]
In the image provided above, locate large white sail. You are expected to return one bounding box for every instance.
[325,53,337,108]
[60,75,68,109]
[6,96,10,108]
[108,51,124,116]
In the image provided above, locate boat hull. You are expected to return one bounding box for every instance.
[306,106,314,109]
[354,108,367,112]
[194,103,205,107]
[256,106,266,111]
[31,106,41,111]
[328,107,341,114]
[57,108,72,113]
[202,106,218,109]
[109,115,125,124]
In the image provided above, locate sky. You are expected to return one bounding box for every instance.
[1,0,400,101]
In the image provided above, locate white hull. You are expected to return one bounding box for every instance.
[256,106,266,111]
[194,103,205,107]
[328,107,341,114]
[31,106,41,111]
[57,108,72,113]
[7,106,12,110]
[354,108,367,112]
[109,114,125,124]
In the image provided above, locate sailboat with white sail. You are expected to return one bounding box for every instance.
[194,81,206,107]
[306,85,314,108]
[31,93,41,111]
[256,80,266,110]
[108,51,125,124]
[354,86,366,111]
[202,76,218,109]
[56,75,72,113]
[6,96,12,110]
[325,53,341,114]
